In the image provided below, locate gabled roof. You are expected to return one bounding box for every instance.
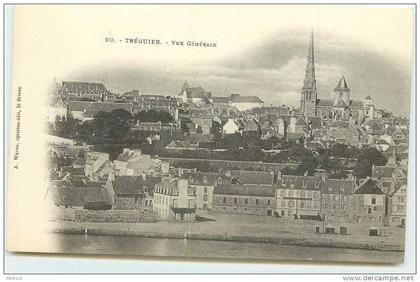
[354,178,384,195]
[214,184,275,197]
[112,176,145,196]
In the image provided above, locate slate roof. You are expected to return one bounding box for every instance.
[212,96,230,103]
[372,166,396,179]
[112,176,145,196]
[231,170,274,185]
[230,95,264,104]
[277,175,322,191]
[322,179,355,195]
[52,187,111,207]
[354,178,384,194]
[308,116,323,129]
[214,184,275,197]
[61,166,85,176]
[61,81,109,95]
[348,100,364,109]
[317,99,334,107]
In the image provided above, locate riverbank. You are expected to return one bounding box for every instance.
[48,213,405,253]
[51,226,403,252]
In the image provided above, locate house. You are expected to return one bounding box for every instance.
[46,96,67,124]
[223,118,241,135]
[84,151,110,180]
[243,118,260,132]
[105,174,149,210]
[213,184,276,216]
[351,178,387,224]
[388,183,407,227]
[50,179,111,210]
[153,178,197,221]
[114,148,161,176]
[183,172,230,211]
[321,179,356,223]
[275,175,322,219]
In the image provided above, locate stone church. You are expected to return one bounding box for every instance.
[300,30,376,124]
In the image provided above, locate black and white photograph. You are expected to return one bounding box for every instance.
[4,3,416,275]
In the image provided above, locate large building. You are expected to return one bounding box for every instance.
[300,31,375,122]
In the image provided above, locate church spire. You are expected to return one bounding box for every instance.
[300,29,318,117]
[303,28,317,90]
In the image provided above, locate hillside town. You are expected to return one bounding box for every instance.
[46,31,410,243]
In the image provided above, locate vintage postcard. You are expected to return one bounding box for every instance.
[6,5,414,264]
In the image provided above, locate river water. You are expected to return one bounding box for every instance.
[53,233,403,263]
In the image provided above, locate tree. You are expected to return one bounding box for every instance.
[354,147,387,178]
[133,109,174,123]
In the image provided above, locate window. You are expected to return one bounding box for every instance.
[256,199,259,205]
[267,200,271,205]
[204,187,207,194]
[188,199,193,208]
[234,198,237,204]
[282,179,286,186]
[368,207,372,214]
[245,199,248,205]
[203,176,207,183]
[203,195,208,201]
[288,201,295,208]
[313,192,318,199]
[300,201,305,208]
[371,197,376,205]
[223,197,226,203]
[344,196,348,202]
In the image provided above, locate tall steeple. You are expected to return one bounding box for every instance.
[301,29,318,117]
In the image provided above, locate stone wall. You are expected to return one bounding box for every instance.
[51,207,158,223]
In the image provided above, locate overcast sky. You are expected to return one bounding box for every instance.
[47,6,413,116]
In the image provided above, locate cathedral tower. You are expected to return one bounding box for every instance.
[300,29,318,117]
[333,75,351,106]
